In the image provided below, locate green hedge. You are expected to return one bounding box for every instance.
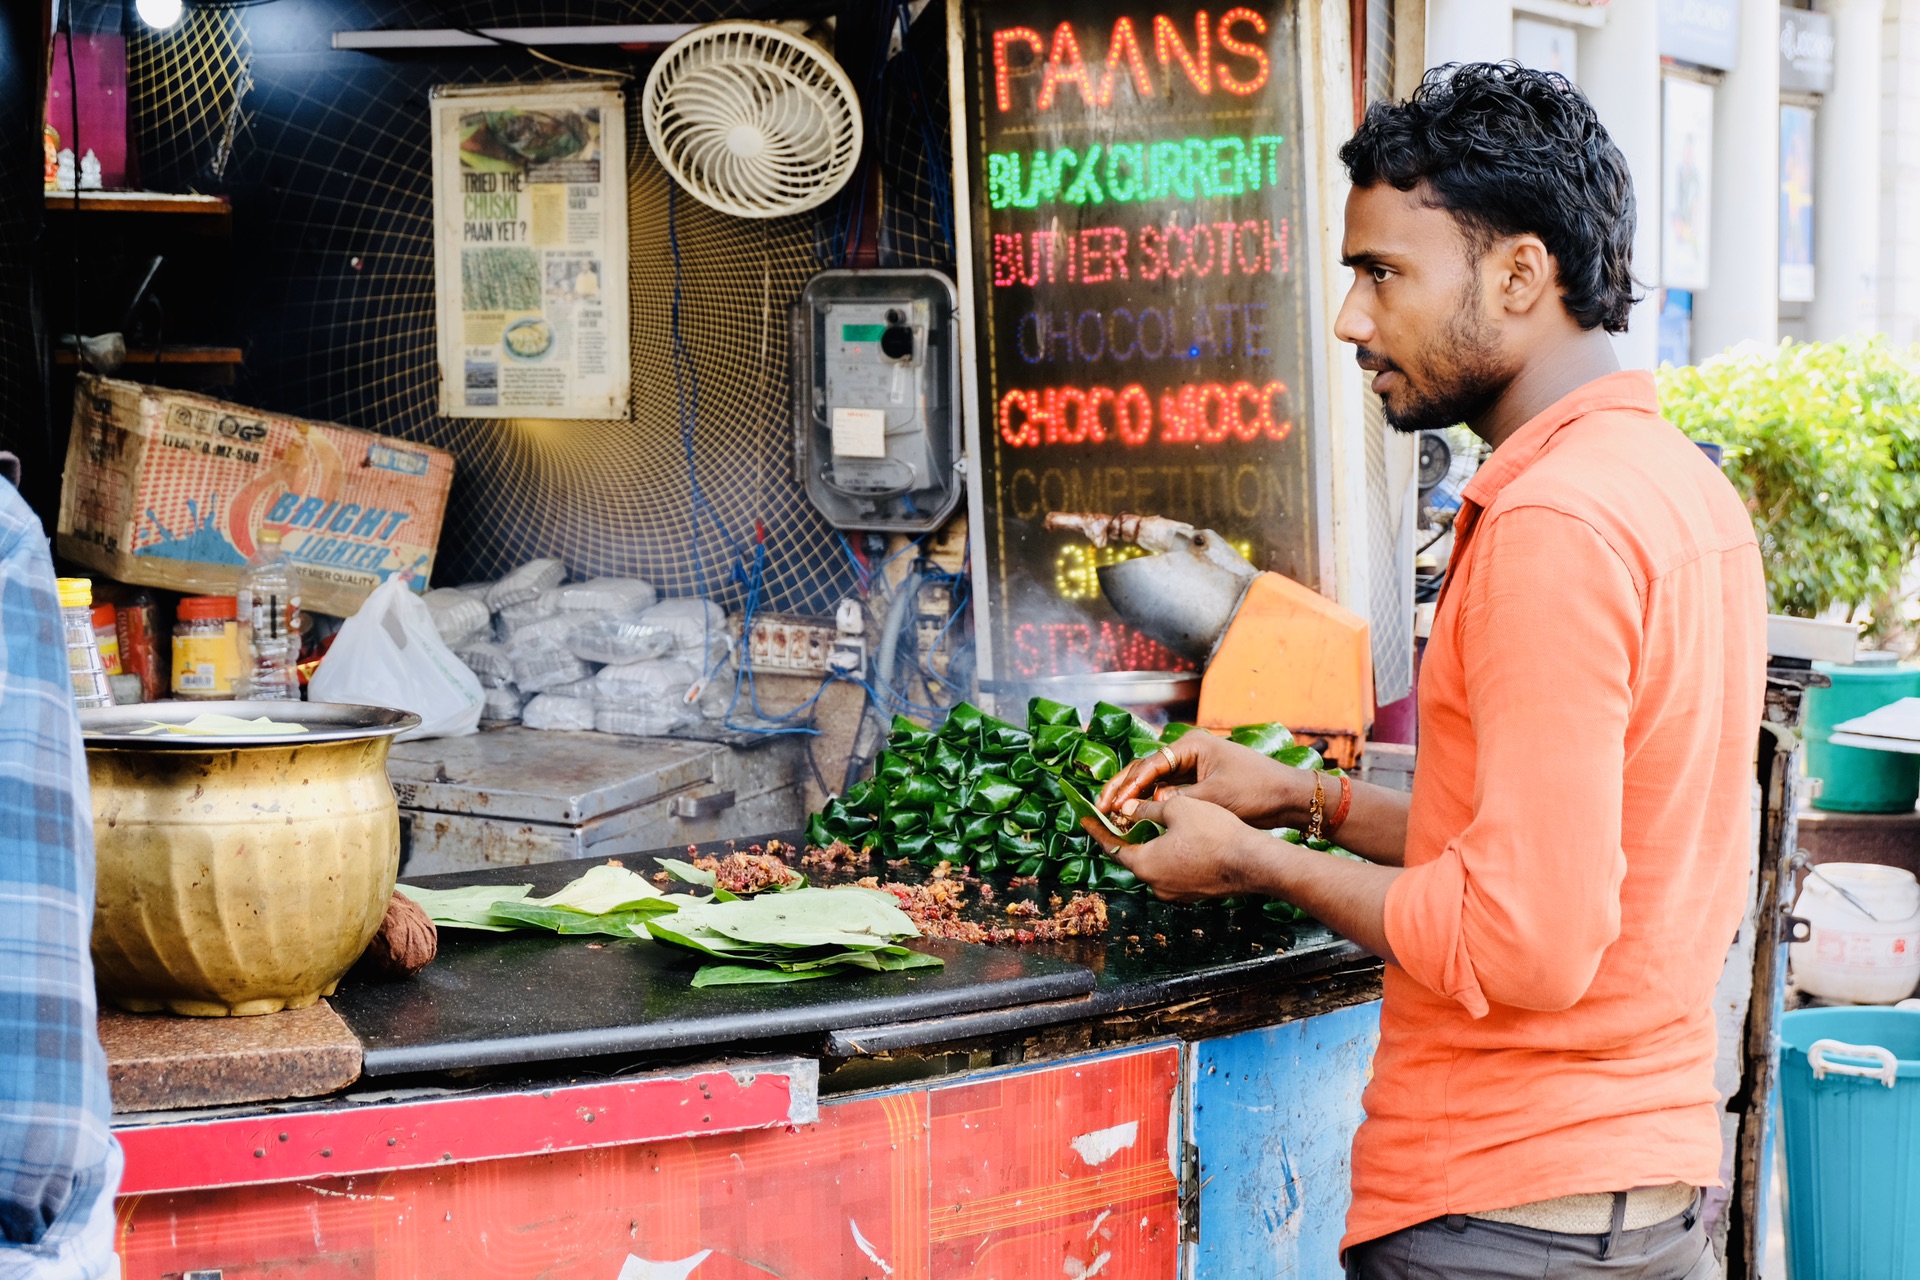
[1658,338,1920,626]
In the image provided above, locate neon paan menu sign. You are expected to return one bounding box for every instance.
[962,2,1316,681]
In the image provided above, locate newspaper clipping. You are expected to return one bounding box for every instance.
[431,82,630,419]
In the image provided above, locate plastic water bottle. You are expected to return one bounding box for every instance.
[56,577,115,709]
[238,529,302,700]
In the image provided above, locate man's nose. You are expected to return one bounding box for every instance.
[1333,283,1373,348]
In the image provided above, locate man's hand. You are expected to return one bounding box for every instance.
[1097,729,1310,829]
[1082,794,1265,901]
[1084,794,1402,963]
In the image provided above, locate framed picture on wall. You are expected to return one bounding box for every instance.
[430,81,631,420]
[1513,17,1579,81]
[1779,104,1816,303]
[1660,77,1714,291]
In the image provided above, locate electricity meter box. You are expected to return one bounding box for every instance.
[790,269,962,532]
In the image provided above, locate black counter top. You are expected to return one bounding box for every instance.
[331,833,1375,1076]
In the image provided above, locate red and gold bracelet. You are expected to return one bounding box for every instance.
[1328,774,1353,836]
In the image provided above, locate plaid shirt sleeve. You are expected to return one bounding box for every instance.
[0,482,120,1279]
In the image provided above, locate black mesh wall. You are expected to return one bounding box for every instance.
[112,0,955,611]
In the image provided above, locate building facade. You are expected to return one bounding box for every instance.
[1412,0,1912,364]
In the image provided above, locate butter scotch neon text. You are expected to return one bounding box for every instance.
[991,220,1289,286]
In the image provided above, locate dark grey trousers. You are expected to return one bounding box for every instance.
[1345,1197,1722,1279]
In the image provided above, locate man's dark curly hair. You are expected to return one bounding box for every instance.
[1338,62,1639,333]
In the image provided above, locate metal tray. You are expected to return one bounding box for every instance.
[982,671,1202,708]
[81,701,421,749]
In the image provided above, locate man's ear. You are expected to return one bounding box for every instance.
[1490,234,1557,316]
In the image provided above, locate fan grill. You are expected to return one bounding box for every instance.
[644,23,862,219]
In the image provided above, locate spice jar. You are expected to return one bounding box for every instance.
[116,592,165,702]
[92,603,122,675]
[172,596,243,700]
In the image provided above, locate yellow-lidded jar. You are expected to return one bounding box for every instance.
[171,596,242,700]
[57,578,114,709]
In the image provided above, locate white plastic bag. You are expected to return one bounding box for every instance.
[482,684,527,722]
[595,705,692,737]
[453,640,515,687]
[514,650,594,693]
[551,578,658,614]
[636,598,731,667]
[593,657,700,711]
[487,559,566,611]
[493,593,557,641]
[522,694,598,731]
[422,588,491,647]
[309,577,483,741]
[567,615,675,665]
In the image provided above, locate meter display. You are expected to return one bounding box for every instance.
[791,270,962,532]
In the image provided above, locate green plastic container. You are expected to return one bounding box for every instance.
[1806,660,1920,813]
[1780,1008,1920,1279]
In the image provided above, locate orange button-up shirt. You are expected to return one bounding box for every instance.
[1344,371,1767,1251]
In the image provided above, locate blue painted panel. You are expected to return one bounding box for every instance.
[1190,1000,1382,1280]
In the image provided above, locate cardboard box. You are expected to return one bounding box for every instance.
[57,375,455,618]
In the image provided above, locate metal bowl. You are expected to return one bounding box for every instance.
[986,671,1202,708]
[83,700,415,1016]
[81,700,420,750]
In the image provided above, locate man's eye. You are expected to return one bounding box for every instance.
[1369,266,1392,283]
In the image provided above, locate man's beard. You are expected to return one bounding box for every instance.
[1370,287,1509,435]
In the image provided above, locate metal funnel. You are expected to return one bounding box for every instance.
[1096,528,1257,664]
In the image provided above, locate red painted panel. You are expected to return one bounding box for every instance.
[113,1044,1181,1280]
[118,1066,811,1195]
[928,1045,1181,1280]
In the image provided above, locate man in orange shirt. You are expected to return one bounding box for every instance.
[1091,64,1764,1279]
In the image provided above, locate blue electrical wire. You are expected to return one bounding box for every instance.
[891,0,955,256]
[668,184,745,589]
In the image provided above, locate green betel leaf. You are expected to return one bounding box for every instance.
[1027,696,1079,728]
[842,778,882,815]
[982,723,1033,753]
[1274,744,1324,772]
[699,891,920,950]
[939,702,986,741]
[1160,722,1199,744]
[692,963,837,987]
[1229,722,1296,757]
[966,774,1023,814]
[1088,701,1136,742]
[888,716,935,752]
[487,902,671,936]
[396,882,536,931]
[1069,738,1123,783]
[927,739,969,783]
[893,774,947,810]
[1031,724,1081,766]
[645,916,780,960]
[653,859,740,901]
[525,864,666,915]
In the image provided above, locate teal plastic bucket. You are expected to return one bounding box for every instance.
[1779,1007,1920,1278]
[1805,662,1920,812]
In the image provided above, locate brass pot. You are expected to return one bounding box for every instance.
[83,702,420,1017]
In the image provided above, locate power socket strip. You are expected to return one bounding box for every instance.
[745,614,840,676]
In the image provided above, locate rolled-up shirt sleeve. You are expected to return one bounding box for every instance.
[1385,505,1641,1018]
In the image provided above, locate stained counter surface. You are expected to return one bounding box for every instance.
[327,833,1371,1077]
